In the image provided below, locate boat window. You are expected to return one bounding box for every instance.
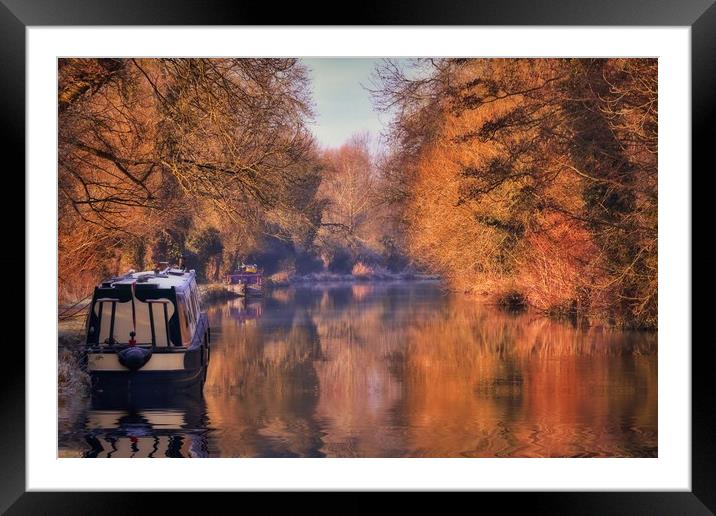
[186,294,196,327]
[185,289,195,322]
[177,296,187,334]
[176,294,194,345]
[191,283,202,312]
[187,284,195,316]
[187,295,196,335]
[190,285,200,318]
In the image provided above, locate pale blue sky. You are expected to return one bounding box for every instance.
[303,58,388,149]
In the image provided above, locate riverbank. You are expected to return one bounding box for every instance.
[200,283,242,303]
[475,288,657,331]
[58,318,90,397]
[199,272,441,305]
[265,268,440,288]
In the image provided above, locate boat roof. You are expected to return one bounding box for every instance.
[98,268,197,291]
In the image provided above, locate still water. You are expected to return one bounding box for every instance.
[59,282,657,458]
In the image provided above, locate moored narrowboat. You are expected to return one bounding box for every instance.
[83,266,210,394]
[225,263,263,297]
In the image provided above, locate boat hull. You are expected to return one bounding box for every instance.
[226,283,263,297]
[90,366,206,395]
[227,283,247,296]
[246,285,263,297]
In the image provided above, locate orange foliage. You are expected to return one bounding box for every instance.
[375,58,657,327]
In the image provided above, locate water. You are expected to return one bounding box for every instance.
[59,281,657,458]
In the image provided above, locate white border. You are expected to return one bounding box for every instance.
[28,27,691,491]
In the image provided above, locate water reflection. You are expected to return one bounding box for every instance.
[226,297,263,325]
[59,282,657,457]
[59,393,210,458]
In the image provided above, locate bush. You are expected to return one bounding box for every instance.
[351,261,374,277]
[266,271,292,287]
[58,347,90,396]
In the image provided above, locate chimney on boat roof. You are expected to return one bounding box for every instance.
[179,254,187,271]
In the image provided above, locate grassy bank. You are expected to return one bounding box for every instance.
[486,288,655,331]
[200,283,241,303]
[58,319,90,397]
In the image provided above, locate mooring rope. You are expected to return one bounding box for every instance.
[58,294,93,320]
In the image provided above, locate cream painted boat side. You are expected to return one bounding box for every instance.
[87,352,185,371]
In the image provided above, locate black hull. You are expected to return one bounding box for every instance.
[90,366,206,396]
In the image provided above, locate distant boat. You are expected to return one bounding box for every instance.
[83,265,210,395]
[225,263,264,297]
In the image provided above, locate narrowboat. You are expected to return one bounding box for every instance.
[225,263,264,297]
[83,266,210,394]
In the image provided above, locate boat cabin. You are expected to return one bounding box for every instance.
[87,268,202,349]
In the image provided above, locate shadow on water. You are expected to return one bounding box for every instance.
[59,281,657,458]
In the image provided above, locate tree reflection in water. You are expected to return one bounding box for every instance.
[58,282,656,458]
[202,282,656,458]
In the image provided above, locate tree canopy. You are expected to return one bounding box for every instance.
[371,58,657,328]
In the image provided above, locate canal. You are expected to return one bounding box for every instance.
[59,281,657,457]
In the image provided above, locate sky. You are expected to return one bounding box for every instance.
[303,58,388,149]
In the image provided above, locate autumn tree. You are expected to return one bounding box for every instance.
[58,58,321,300]
[316,134,401,272]
[372,58,657,328]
